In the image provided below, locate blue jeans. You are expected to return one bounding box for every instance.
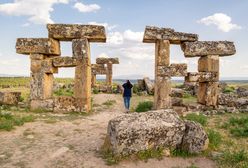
[123,97,131,110]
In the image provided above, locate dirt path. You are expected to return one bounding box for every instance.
[0,94,216,168]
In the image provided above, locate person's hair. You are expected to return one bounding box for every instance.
[126,80,132,88]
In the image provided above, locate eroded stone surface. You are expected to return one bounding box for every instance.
[198,82,219,107]
[144,77,154,95]
[54,96,85,113]
[52,57,77,67]
[16,38,60,55]
[96,58,119,64]
[30,99,54,111]
[91,64,107,75]
[0,92,21,105]
[157,63,187,77]
[143,26,198,44]
[182,41,236,57]
[47,24,106,42]
[107,109,186,155]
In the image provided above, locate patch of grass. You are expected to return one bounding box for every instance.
[186,164,199,168]
[135,101,153,112]
[184,113,208,126]
[223,86,235,93]
[222,116,248,137]
[93,88,99,94]
[53,88,73,97]
[102,100,116,107]
[171,149,197,158]
[207,129,222,150]
[137,147,164,162]
[0,112,35,131]
[217,150,248,168]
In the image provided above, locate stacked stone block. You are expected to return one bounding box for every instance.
[143,26,196,109]
[182,41,236,107]
[95,57,119,92]
[16,24,106,112]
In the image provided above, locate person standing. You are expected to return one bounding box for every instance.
[122,80,133,112]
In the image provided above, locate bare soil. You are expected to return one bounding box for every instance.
[0,94,216,168]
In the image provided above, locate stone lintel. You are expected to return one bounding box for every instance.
[186,72,218,82]
[92,64,107,75]
[181,41,236,57]
[52,57,77,67]
[143,26,198,44]
[158,63,187,77]
[16,38,60,55]
[47,24,106,42]
[96,58,119,64]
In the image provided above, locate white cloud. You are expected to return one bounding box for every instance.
[0,58,21,66]
[74,2,100,13]
[97,53,109,58]
[88,21,117,31]
[123,30,144,42]
[0,0,70,24]
[107,32,124,45]
[198,13,242,32]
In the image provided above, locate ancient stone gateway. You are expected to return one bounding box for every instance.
[91,57,119,92]
[182,41,236,107]
[143,26,197,109]
[16,24,106,112]
[143,26,236,109]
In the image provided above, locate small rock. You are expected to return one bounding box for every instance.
[26,135,34,139]
[51,147,69,158]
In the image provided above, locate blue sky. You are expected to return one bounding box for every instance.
[0,0,247,79]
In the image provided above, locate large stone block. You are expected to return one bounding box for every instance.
[47,24,106,42]
[143,77,154,95]
[30,54,46,60]
[137,79,146,91]
[54,96,85,113]
[107,109,186,155]
[181,41,236,57]
[154,76,172,109]
[96,58,119,64]
[91,64,107,74]
[180,121,209,154]
[0,92,21,105]
[41,59,58,74]
[155,40,170,66]
[198,82,219,106]
[30,99,54,111]
[157,63,187,77]
[16,38,60,55]
[198,55,219,72]
[185,72,218,82]
[52,57,77,67]
[30,72,54,100]
[143,26,198,44]
[72,38,91,112]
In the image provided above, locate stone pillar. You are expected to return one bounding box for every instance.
[91,74,96,87]
[198,55,219,107]
[154,40,171,109]
[72,38,91,112]
[106,63,113,92]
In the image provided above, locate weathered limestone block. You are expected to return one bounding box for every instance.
[72,38,91,112]
[106,64,113,88]
[154,76,172,109]
[30,72,54,100]
[157,63,187,77]
[52,57,77,67]
[30,99,54,111]
[171,88,184,98]
[0,92,21,105]
[185,72,218,82]
[143,26,198,44]
[198,82,219,106]
[91,74,96,87]
[143,77,154,95]
[218,93,238,107]
[180,121,209,154]
[107,109,186,155]
[16,38,60,55]
[41,59,58,74]
[156,40,170,66]
[91,64,107,74]
[96,58,119,64]
[30,54,46,60]
[54,96,85,113]
[181,41,236,57]
[47,24,106,42]
[198,55,219,72]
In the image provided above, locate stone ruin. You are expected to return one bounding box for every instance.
[16,24,107,113]
[143,26,236,109]
[91,58,119,92]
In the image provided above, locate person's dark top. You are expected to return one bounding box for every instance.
[122,82,133,97]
